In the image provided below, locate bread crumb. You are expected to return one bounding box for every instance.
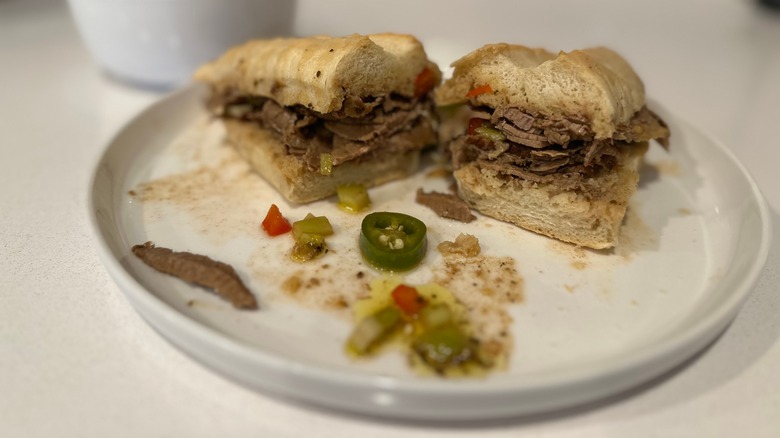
[438,233,481,257]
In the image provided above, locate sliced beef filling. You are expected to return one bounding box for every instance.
[220,93,436,170]
[451,105,669,193]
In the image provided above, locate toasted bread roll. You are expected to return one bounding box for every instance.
[224,120,426,203]
[196,33,440,115]
[455,142,648,249]
[439,44,668,249]
[436,45,645,139]
[196,34,441,203]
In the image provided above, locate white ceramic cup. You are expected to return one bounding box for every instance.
[68,0,296,89]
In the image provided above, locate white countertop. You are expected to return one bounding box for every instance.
[2,0,779,436]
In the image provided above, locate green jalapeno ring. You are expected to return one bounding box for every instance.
[359,212,427,272]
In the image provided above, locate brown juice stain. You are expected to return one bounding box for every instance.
[267,255,373,319]
[615,206,658,259]
[132,141,276,242]
[653,159,682,177]
[547,240,590,269]
[433,234,524,363]
[678,207,691,215]
[571,260,587,270]
[425,167,452,178]
[133,118,529,369]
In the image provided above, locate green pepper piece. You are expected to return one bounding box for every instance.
[359,212,427,271]
[413,323,473,371]
[347,306,402,355]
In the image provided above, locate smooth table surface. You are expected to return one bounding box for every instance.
[2,0,779,436]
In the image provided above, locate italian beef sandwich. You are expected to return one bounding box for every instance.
[437,44,670,249]
[195,34,441,203]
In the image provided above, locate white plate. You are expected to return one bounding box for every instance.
[89,83,771,420]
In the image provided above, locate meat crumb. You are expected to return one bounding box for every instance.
[415,189,476,223]
[131,241,258,310]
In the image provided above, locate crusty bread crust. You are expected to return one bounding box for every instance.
[454,142,649,249]
[436,44,645,139]
[224,119,420,203]
[196,34,441,114]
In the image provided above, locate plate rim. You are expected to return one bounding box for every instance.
[87,83,773,418]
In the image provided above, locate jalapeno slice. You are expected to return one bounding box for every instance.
[359,212,427,271]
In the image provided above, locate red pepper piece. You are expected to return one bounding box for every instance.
[414,68,436,98]
[261,204,292,236]
[392,284,427,316]
[466,84,493,98]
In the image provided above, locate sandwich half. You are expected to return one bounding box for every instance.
[196,34,441,203]
[437,44,670,249]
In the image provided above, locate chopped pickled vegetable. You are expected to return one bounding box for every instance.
[359,212,427,271]
[261,204,292,236]
[419,303,453,329]
[320,153,333,176]
[337,184,371,213]
[466,84,493,98]
[291,239,327,262]
[226,104,252,118]
[391,284,426,316]
[346,279,497,376]
[474,126,506,142]
[290,214,333,262]
[292,215,333,241]
[347,307,402,354]
[467,117,488,135]
[413,323,473,371]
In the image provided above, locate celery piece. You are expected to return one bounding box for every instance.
[337,184,371,213]
[292,215,334,242]
[474,126,506,142]
[347,307,402,354]
[320,153,333,176]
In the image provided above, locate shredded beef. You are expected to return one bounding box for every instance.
[222,93,435,169]
[451,104,669,193]
[491,106,534,130]
[495,120,550,148]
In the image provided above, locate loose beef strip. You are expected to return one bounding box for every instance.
[415,189,476,223]
[132,242,258,310]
